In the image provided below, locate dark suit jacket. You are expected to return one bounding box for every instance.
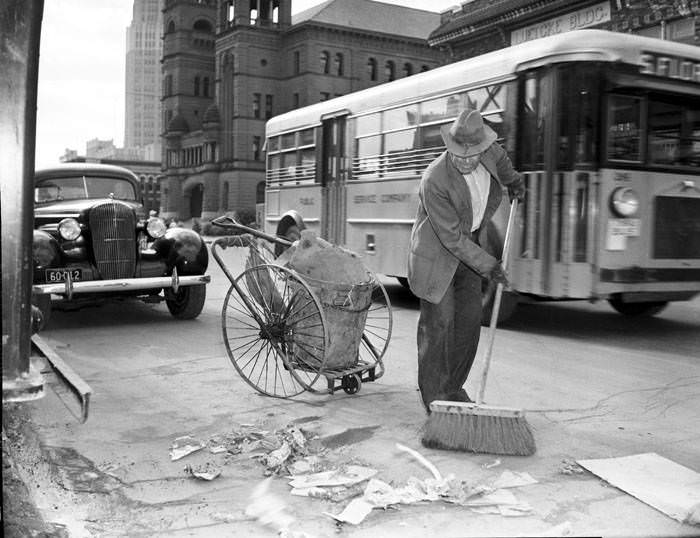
[407,143,523,303]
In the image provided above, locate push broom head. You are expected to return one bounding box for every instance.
[422,401,536,456]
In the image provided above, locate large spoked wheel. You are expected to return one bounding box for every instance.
[222,264,328,398]
[358,278,392,378]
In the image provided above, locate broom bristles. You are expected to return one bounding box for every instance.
[422,401,536,456]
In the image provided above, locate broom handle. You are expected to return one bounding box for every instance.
[476,199,518,405]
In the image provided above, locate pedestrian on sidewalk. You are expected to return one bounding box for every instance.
[407,108,525,413]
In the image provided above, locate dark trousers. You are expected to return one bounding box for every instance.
[417,262,483,412]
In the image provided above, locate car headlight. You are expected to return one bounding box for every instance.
[146,217,167,239]
[58,218,81,240]
[610,187,639,217]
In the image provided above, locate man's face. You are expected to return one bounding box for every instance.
[451,152,481,174]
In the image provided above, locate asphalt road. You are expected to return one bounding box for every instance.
[4,244,700,537]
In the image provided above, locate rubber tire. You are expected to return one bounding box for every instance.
[608,296,668,317]
[166,285,206,319]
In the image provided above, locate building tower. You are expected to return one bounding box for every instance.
[161,0,217,220]
[125,0,163,159]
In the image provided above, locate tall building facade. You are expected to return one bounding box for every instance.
[159,0,448,222]
[429,0,698,60]
[125,0,163,156]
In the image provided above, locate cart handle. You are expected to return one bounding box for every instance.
[212,215,293,247]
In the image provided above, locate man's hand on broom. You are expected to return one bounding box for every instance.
[490,265,509,287]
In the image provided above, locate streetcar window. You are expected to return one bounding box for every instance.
[267,137,278,152]
[281,132,296,149]
[299,128,315,146]
[384,104,418,131]
[648,96,700,167]
[355,113,381,136]
[607,95,642,162]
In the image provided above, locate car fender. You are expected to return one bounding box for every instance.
[152,228,208,275]
[32,229,61,270]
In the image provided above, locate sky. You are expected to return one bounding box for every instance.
[35,0,462,169]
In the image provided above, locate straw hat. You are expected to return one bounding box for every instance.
[440,109,497,157]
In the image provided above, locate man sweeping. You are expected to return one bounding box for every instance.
[408,108,525,417]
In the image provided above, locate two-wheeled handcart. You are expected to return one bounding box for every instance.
[210,216,392,398]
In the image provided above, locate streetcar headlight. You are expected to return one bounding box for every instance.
[146,217,167,239]
[610,187,639,217]
[58,218,81,240]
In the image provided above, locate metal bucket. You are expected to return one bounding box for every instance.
[294,275,374,370]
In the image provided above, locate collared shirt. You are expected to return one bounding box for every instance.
[463,163,490,232]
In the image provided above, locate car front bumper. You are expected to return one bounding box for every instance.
[33,269,210,300]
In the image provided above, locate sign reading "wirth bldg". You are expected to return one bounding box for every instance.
[511,1,611,45]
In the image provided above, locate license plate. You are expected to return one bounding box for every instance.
[45,268,82,283]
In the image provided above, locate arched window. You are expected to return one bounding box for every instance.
[203,77,210,97]
[367,58,377,81]
[320,50,330,74]
[193,19,213,32]
[194,76,200,96]
[403,62,413,77]
[385,60,395,82]
[334,53,344,77]
[166,20,175,33]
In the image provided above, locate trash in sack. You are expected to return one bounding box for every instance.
[170,435,205,461]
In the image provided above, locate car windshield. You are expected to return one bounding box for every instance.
[35,175,137,202]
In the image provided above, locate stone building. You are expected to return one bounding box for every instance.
[125,0,163,157]
[429,0,698,61]
[159,0,447,223]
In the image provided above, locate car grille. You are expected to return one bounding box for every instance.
[89,202,137,279]
[653,196,700,259]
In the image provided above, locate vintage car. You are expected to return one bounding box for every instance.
[31,163,210,324]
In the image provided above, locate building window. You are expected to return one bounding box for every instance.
[194,76,200,96]
[166,20,175,33]
[265,94,273,119]
[367,58,377,81]
[320,92,330,101]
[385,60,395,82]
[253,93,261,118]
[320,50,330,74]
[203,77,210,97]
[293,93,300,108]
[403,62,413,77]
[256,181,266,203]
[294,50,300,74]
[164,75,173,96]
[253,136,261,160]
[334,53,344,77]
[421,65,430,72]
[222,182,229,210]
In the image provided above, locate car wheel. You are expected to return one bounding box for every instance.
[166,285,206,319]
[608,296,668,317]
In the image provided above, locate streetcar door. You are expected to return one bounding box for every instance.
[320,112,348,245]
[514,66,598,299]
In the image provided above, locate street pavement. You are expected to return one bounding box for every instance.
[3,244,700,537]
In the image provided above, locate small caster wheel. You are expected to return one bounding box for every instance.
[342,374,361,395]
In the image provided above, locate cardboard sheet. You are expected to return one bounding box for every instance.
[578,452,700,524]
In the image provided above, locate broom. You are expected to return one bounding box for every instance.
[422,199,536,456]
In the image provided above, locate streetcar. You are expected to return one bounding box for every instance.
[263,29,700,321]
